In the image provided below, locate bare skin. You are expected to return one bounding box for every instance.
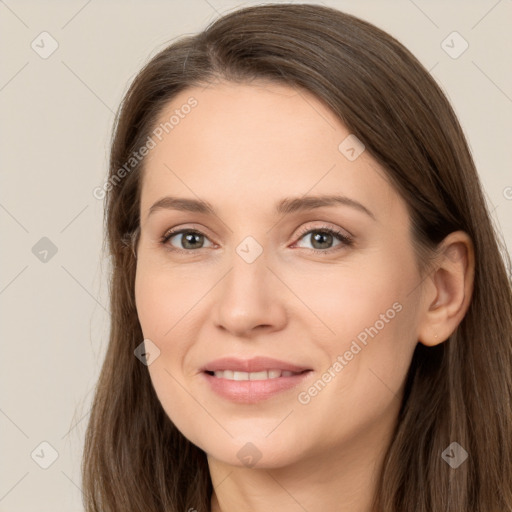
[134,80,474,512]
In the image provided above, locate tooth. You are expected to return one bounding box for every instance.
[212,369,300,380]
[249,371,268,380]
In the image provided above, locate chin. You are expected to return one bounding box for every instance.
[198,431,308,470]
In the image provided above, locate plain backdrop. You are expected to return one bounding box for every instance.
[1,1,511,510]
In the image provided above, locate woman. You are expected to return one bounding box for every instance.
[82,4,512,511]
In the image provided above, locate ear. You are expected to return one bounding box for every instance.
[417,231,475,347]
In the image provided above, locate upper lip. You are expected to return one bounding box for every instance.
[201,357,311,373]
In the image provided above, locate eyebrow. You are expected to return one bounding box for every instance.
[147,194,376,220]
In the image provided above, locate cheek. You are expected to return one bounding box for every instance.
[296,253,419,400]
[293,296,417,448]
[332,297,418,425]
[134,258,203,340]
[146,358,208,449]
[134,265,205,443]
[289,261,405,348]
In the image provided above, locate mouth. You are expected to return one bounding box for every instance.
[201,356,311,374]
[200,357,313,403]
[205,369,308,380]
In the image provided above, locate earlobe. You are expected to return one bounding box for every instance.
[417,231,475,347]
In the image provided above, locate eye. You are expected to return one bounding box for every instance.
[160,228,215,253]
[292,225,353,254]
[160,224,353,255]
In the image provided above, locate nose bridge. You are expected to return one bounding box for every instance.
[223,236,271,310]
[212,235,287,336]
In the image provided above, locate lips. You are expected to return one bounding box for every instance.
[200,357,313,403]
[201,356,311,374]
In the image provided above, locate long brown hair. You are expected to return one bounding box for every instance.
[82,4,512,511]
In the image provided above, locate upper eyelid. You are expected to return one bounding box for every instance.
[294,221,353,238]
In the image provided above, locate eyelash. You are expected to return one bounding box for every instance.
[160,224,353,255]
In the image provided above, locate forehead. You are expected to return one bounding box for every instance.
[140,81,401,222]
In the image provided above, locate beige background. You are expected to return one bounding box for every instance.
[1,0,511,510]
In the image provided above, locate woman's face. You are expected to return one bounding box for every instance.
[134,81,427,469]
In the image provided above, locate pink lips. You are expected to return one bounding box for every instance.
[201,356,313,404]
[201,356,310,373]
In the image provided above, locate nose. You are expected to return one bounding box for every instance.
[211,247,288,339]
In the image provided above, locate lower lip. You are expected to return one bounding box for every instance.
[202,371,313,403]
